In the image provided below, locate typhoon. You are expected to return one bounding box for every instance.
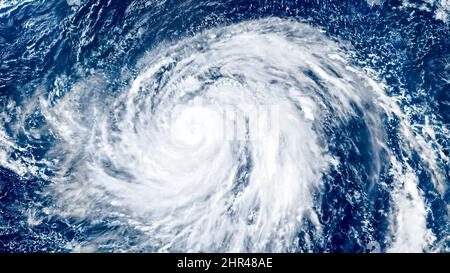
[0,0,449,253]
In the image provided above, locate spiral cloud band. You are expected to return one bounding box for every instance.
[2,18,446,252]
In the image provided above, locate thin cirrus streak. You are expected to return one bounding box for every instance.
[1,18,447,252]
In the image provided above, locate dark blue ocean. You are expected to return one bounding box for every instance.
[0,0,449,252]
